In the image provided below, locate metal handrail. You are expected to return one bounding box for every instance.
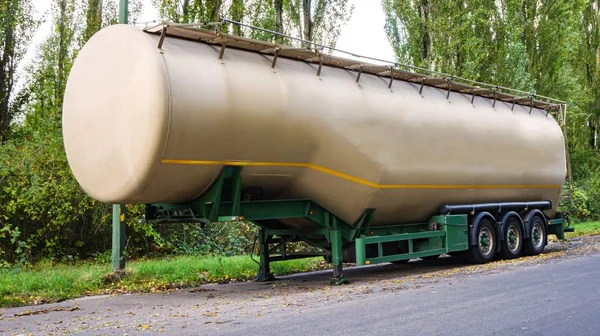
[142,19,568,122]
[216,19,566,105]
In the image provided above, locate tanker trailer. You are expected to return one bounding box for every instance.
[62,21,573,284]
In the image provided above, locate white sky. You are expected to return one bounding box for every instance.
[20,0,395,89]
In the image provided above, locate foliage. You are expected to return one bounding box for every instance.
[0,0,147,265]
[152,0,354,48]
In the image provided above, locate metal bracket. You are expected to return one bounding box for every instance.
[493,88,498,108]
[356,64,364,84]
[316,54,323,76]
[271,46,280,68]
[446,77,454,100]
[546,104,556,117]
[157,25,169,51]
[419,77,426,95]
[470,88,484,104]
[388,65,396,89]
[218,41,227,60]
[529,95,535,114]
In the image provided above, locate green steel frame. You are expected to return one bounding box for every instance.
[146,166,361,284]
[143,166,574,284]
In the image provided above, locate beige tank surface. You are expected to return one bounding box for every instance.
[62,24,567,226]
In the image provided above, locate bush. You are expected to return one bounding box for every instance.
[559,149,600,223]
[0,119,257,266]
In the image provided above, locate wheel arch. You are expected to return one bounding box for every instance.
[468,211,499,246]
[521,209,547,240]
[497,211,525,241]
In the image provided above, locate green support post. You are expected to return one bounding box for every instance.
[111,204,126,270]
[355,237,366,265]
[256,228,275,282]
[112,0,129,272]
[329,216,348,285]
[119,0,129,24]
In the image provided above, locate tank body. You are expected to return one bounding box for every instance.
[62,24,567,226]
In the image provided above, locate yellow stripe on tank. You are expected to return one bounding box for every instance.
[160,159,561,190]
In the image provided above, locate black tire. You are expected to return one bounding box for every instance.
[499,216,523,259]
[523,215,547,256]
[468,217,497,264]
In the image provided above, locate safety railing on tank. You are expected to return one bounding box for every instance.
[142,18,568,125]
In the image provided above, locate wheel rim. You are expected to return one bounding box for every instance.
[532,222,544,248]
[479,226,493,256]
[507,224,520,252]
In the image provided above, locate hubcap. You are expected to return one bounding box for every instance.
[479,227,493,255]
[507,225,520,252]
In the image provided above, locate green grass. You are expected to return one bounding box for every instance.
[568,221,600,237]
[0,255,325,308]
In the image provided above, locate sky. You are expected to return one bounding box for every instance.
[21,0,396,88]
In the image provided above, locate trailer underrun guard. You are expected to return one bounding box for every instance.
[144,166,573,285]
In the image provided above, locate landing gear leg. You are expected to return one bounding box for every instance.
[256,228,275,282]
[329,219,348,285]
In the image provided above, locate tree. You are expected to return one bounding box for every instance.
[0,0,37,141]
[580,0,600,149]
[284,0,353,48]
[152,0,224,23]
[152,0,353,49]
[382,0,532,88]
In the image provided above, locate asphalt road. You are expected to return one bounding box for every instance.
[1,236,599,335]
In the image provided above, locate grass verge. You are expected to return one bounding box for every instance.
[567,221,600,238]
[0,255,326,308]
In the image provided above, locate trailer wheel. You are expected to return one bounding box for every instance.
[499,216,523,259]
[523,215,546,256]
[468,217,497,264]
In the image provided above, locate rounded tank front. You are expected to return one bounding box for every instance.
[63,24,566,226]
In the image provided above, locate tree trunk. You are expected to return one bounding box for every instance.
[182,0,190,22]
[83,0,103,43]
[56,0,67,104]
[0,0,15,141]
[231,0,244,36]
[209,0,223,22]
[302,0,312,48]
[418,0,431,68]
[274,0,283,38]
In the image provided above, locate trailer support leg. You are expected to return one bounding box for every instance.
[256,228,275,282]
[329,219,348,285]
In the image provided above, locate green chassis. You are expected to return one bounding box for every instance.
[144,166,572,285]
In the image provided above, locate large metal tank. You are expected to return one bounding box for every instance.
[62,24,567,226]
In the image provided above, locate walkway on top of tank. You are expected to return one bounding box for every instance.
[141,18,567,122]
